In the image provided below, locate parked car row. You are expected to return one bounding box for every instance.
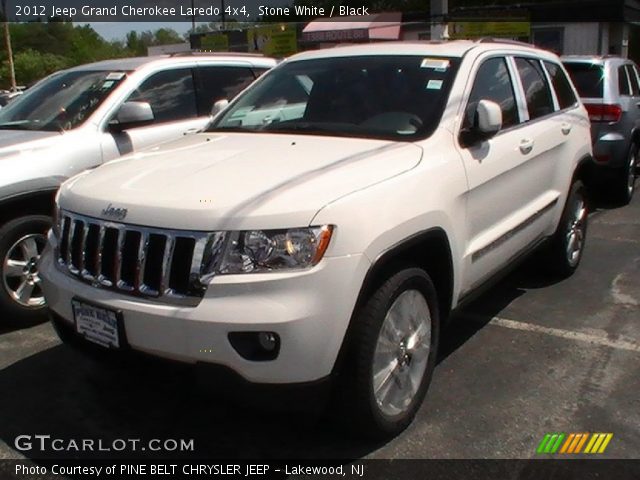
[0,40,637,438]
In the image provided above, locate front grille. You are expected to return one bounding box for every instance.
[56,211,225,306]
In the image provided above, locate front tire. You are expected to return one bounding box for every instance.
[0,215,52,327]
[338,267,439,438]
[544,180,588,278]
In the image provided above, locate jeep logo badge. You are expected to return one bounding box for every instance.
[101,204,128,221]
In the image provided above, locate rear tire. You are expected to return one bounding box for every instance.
[336,267,439,439]
[544,180,588,278]
[0,215,52,327]
[614,143,637,205]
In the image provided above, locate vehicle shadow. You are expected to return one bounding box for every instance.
[0,342,383,461]
[437,256,563,364]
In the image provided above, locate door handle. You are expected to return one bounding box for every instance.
[183,128,200,135]
[561,123,572,135]
[636,102,640,109]
[519,139,534,155]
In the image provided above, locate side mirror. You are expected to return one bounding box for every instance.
[110,101,154,132]
[460,99,503,147]
[211,99,229,117]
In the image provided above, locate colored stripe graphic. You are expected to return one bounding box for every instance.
[585,433,614,454]
[574,433,589,453]
[538,433,613,454]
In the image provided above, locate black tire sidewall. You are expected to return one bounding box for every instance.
[347,267,440,437]
[550,180,588,277]
[0,215,52,325]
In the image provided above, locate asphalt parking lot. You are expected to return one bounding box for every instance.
[0,192,638,464]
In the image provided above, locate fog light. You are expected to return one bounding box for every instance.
[228,332,280,361]
[258,332,278,351]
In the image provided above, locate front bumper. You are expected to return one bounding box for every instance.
[40,240,370,384]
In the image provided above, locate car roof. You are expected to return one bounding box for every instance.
[66,53,276,73]
[286,39,559,63]
[561,55,632,66]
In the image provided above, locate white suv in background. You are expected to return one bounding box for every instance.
[0,53,275,325]
[40,40,592,437]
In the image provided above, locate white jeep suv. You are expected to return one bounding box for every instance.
[40,40,592,437]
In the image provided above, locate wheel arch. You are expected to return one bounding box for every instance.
[332,227,454,376]
[0,189,58,226]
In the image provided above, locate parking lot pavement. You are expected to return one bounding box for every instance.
[0,194,638,463]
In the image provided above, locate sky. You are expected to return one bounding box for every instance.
[88,22,194,41]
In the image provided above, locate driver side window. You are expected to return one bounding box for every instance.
[125,68,198,124]
[463,57,519,131]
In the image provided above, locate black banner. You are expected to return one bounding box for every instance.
[2,460,640,480]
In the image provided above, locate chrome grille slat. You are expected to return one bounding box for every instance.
[65,219,77,273]
[79,222,92,281]
[56,211,222,307]
[113,227,125,288]
[160,235,175,295]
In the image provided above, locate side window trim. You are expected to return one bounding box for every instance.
[625,64,640,96]
[456,53,523,145]
[619,65,632,96]
[539,60,561,112]
[512,55,557,122]
[102,65,198,131]
[633,65,640,93]
[505,55,530,123]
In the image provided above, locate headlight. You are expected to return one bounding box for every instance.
[216,225,333,275]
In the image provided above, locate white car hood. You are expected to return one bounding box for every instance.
[60,132,423,230]
[0,129,61,159]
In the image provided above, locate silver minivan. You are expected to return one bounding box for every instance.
[0,53,275,326]
[562,55,639,204]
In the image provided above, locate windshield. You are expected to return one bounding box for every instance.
[563,62,604,98]
[208,55,459,141]
[0,70,127,131]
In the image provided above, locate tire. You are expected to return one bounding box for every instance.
[0,215,52,327]
[336,267,440,439]
[544,180,588,278]
[614,143,637,206]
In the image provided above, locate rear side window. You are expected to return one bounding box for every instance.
[463,57,519,131]
[195,66,256,116]
[624,64,640,95]
[544,61,578,109]
[618,66,631,96]
[563,62,604,98]
[127,68,198,123]
[515,57,555,120]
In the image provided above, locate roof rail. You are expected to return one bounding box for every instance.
[169,51,266,57]
[475,37,535,48]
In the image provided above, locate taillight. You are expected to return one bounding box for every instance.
[584,103,623,123]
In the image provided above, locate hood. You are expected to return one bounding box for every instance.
[60,132,423,230]
[0,129,60,159]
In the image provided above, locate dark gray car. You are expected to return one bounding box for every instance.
[562,55,639,204]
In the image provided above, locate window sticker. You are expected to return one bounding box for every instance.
[106,72,126,81]
[421,58,450,70]
[426,79,444,90]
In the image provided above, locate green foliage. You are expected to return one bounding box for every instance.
[0,21,185,88]
[0,49,68,87]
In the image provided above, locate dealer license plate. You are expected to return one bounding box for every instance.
[72,299,120,349]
